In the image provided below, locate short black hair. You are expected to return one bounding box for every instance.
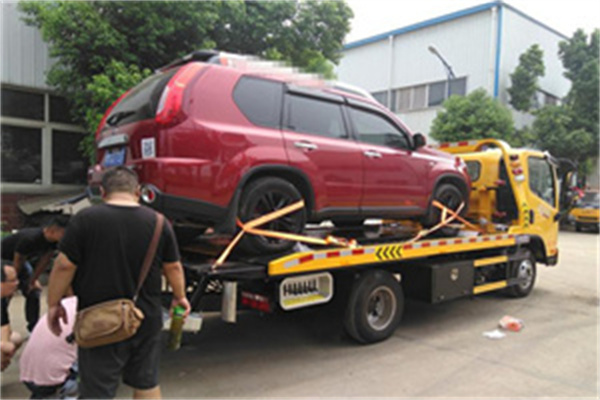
[45,214,70,229]
[101,166,139,195]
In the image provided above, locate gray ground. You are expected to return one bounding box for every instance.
[1,230,598,398]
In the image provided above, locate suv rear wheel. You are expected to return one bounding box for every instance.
[238,177,307,254]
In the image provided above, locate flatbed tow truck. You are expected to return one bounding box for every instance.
[176,139,570,344]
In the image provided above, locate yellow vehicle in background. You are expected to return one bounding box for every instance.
[570,191,600,232]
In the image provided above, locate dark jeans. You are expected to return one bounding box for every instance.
[18,262,40,332]
[23,362,78,399]
[23,381,62,399]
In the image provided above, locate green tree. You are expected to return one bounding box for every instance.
[430,89,515,143]
[508,44,545,112]
[531,106,593,161]
[558,29,599,142]
[18,1,353,160]
[530,29,599,180]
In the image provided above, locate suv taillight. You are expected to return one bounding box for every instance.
[95,90,131,140]
[155,63,204,126]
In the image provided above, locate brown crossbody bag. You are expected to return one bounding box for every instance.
[74,213,164,348]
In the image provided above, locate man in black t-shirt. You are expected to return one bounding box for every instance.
[47,166,190,399]
[1,216,68,332]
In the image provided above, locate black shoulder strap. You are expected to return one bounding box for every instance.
[133,213,164,301]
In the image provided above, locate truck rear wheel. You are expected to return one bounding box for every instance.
[344,270,404,344]
[506,256,536,298]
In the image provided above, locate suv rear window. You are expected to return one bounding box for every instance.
[105,68,179,128]
[233,77,283,129]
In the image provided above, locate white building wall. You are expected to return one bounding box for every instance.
[1,3,52,90]
[498,7,570,128]
[337,40,391,93]
[338,9,497,137]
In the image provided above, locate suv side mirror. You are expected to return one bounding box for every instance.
[413,133,426,149]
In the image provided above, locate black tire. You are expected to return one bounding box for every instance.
[344,270,404,344]
[506,256,536,298]
[575,223,582,232]
[238,177,306,254]
[424,183,466,230]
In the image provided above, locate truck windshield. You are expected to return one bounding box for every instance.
[580,192,599,205]
[105,67,179,128]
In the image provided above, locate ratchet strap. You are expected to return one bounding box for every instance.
[212,199,482,270]
[212,201,357,269]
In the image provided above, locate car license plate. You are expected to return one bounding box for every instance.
[103,148,126,167]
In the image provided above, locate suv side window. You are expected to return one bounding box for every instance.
[285,94,347,139]
[349,107,410,150]
[233,77,283,129]
[528,156,556,207]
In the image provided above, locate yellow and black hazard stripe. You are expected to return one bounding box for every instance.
[375,244,403,261]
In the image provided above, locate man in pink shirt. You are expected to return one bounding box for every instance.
[20,296,78,399]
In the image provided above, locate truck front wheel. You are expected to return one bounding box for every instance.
[506,256,536,298]
[344,270,404,344]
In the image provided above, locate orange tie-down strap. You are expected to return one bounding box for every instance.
[212,201,357,269]
[212,200,482,270]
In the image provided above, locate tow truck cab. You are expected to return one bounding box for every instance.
[442,139,560,265]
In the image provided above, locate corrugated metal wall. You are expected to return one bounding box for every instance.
[1,3,52,90]
[338,10,495,137]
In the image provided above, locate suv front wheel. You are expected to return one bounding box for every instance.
[424,183,466,228]
[238,177,307,254]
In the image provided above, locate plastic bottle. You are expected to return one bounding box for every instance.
[168,305,185,350]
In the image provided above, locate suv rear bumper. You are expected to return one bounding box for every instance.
[87,184,228,225]
[140,184,228,224]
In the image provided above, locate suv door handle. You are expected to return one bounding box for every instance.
[364,150,382,159]
[294,141,318,151]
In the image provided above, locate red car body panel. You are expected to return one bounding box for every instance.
[91,62,470,228]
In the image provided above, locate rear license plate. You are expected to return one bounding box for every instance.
[103,148,126,167]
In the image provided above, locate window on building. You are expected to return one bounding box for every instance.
[49,95,72,124]
[528,157,556,207]
[371,91,388,108]
[52,130,88,184]
[412,85,427,109]
[449,77,467,96]
[428,81,446,106]
[1,88,44,120]
[1,125,42,184]
[1,87,86,188]
[544,92,559,106]
[396,88,411,112]
[285,94,347,139]
[349,107,410,150]
[233,77,283,129]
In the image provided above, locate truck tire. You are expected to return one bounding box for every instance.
[238,177,306,254]
[575,223,582,232]
[344,270,404,344]
[506,256,536,298]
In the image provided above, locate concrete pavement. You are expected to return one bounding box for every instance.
[1,230,598,398]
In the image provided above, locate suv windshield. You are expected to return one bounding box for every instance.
[105,67,179,129]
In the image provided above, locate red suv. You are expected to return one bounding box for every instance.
[90,51,470,253]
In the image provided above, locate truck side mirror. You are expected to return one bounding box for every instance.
[413,133,426,149]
